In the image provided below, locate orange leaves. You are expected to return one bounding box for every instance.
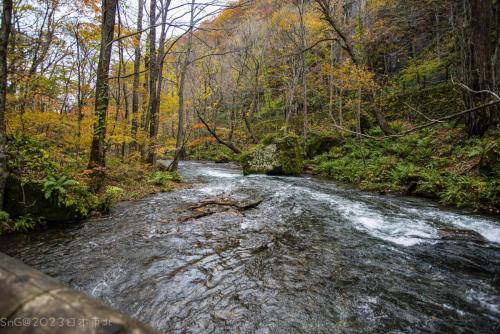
[192,123,206,130]
[189,136,216,147]
[79,0,100,14]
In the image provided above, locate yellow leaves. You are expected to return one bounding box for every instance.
[331,59,378,91]
[210,5,244,29]
[305,11,325,37]
[269,7,295,32]
[108,134,134,145]
[321,63,334,77]
[159,93,179,117]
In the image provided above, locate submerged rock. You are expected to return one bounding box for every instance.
[438,228,486,243]
[239,134,304,176]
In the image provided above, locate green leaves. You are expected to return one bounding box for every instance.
[41,175,80,206]
[149,171,183,186]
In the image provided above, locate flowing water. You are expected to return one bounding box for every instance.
[1,161,499,333]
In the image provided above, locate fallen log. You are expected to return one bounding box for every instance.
[175,198,264,223]
[188,199,263,211]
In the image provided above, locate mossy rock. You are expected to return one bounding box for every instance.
[239,135,304,176]
[4,175,85,222]
[305,132,343,158]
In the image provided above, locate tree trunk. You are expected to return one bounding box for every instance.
[131,0,143,145]
[299,0,308,141]
[370,91,394,136]
[75,24,84,155]
[463,0,499,136]
[88,0,118,169]
[171,0,195,171]
[0,0,13,209]
[356,88,362,138]
[147,0,171,164]
[146,0,158,164]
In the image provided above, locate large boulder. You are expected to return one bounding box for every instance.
[4,175,86,222]
[305,132,343,158]
[239,135,304,176]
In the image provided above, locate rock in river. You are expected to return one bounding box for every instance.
[239,134,303,176]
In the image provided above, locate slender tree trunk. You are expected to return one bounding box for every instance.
[118,29,129,160]
[75,24,84,155]
[356,87,362,138]
[242,109,257,142]
[328,40,335,125]
[284,63,299,134]
[171,0,195,171]
[0,0,13,209]
[147,0,171,164]
[145,0,158,163]
[298,0,308,141]
[131,0,143,146]
[139,39,150,161]
[88,0,118,174]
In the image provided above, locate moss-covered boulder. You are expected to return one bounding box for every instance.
[4,135,96,223]
[305,132,344,158]
[239,135,304,176]
[4,175,88,222]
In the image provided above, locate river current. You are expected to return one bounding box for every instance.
[1,161,499,333]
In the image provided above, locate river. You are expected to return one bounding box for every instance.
[1,161,499,333]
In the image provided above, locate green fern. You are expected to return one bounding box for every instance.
[41,176,80,206]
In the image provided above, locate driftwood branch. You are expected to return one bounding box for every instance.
[452,78,500,101]
[196,108,242,153]
[403,102,445,123]
[176,198,264,223]
[188,199,263,211]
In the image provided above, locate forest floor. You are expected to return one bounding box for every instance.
[100,159,188,202]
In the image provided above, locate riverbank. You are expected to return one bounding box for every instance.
[308,125,499,214]
[187,124,499,214]
[0,135,185,234]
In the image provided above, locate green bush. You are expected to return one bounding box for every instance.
[187,143,235,162]
[7,133,60,181]
[440,176,498,210]
[5,134,97,221]
[149,171,182,186]
[0,211,10,222]
[12,215,41,232]
[96,186,124,214]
